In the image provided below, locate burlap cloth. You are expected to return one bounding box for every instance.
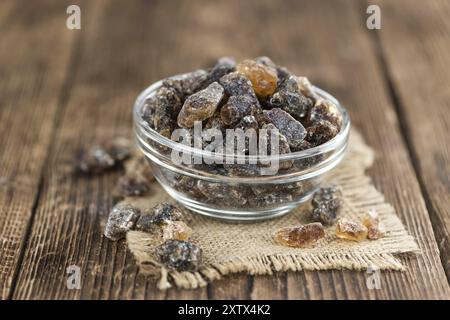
[124,129,419,290]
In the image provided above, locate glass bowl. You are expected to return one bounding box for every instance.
[133,74,350,221]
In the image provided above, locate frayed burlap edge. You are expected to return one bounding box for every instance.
[125,129,420,290]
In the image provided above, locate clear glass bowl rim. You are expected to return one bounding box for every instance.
[133,73,350,163]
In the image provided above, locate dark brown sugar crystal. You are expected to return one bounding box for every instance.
[270,76,314,119]
[207,57,237,84]
[163,69,208,98]
[116,171,151,197]
[76,145,115,174]
[76,137,133,174]
[177,82,224,128]
[104,203,140,241]
[136,203,184,232]
[263,108,307,149]
[197,180,250,206]
[260,123,292,169]
[234,115,259,132]
[309,99,342,129]
[306,120,339,146]
[219,72,256,97]
[155,240,202,271]
[141,86,182,137]
[220,94,257,126]
[311,186,342,226]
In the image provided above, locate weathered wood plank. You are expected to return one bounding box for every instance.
[376,0,450,280]
[0,0,80,300]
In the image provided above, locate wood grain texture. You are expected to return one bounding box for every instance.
[0,0,79,299]
[376,0,450,280]
[5,0,450,299]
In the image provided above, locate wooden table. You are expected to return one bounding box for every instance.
[1,0,449,300]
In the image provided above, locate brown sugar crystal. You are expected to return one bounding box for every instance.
[155,240,202,271]
[161,220,193,241]
[362,210,386,240]
[177,82,224,128]
[236,59,278,98]
[335,218,368,241]
[273,223,325,248]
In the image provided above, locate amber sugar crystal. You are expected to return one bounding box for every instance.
[236,59,278,98]
[335,218,368,241]
[362,209,386,240]
[161,220,193,241]
[273,223,325,248]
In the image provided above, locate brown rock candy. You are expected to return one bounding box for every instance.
[133,213,160,234]
[270,76,314,119]
[76,145,115,174]
[249,191,293,207]
[197,180,249,206]
[104,203,140,241]
[309,99,343,129]
[207,56,236,84]
[161,220,193,241]
[233,115,259,154]
[107,137,134,162]
[263,108,307,149]
[251,105,272,127]
[296,76,317,100]
[142,85,182,137]
[306,119,339,146]
[363,210,386,240]
[129,154,154,182]
[177,82,224,128]
[255,56,277,68]
[251,181,304,199]
[219,72,256,97]
[163,69,208,98]
[155,240,202,271]
[76,137,133,174]
[336,218,368,241]
[273,223,325,248]
[236,59,278,98]
[220,95,257,126]
[223,163,261,176]
[254,56,291,85]
[172,175,204,199]
[116,171,152,197]
[135,203,183,232]
[260,123,292,169]
[149,203,183,225]
[311,186,342,226]
[204,112,228,134]
[234,115,259,131]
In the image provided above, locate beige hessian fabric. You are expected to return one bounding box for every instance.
[125,129,419,290]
